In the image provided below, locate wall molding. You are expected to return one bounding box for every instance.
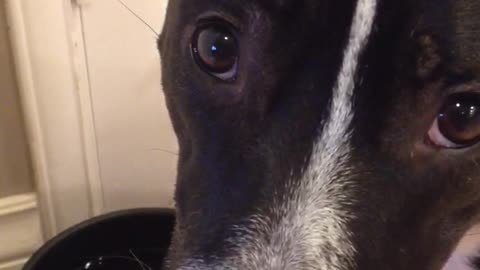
[0,193,42,269]
[0,193,37,216]
[70,0,105,216]
[5,0,104,239]
[4,0,56,238]
[0,257,29,270]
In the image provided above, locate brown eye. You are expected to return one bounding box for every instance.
[428,92,480,148]
[192,23,238,81]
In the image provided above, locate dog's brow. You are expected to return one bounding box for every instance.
[254,0,304,13]
[270,0,292,9]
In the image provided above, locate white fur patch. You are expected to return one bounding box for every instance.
[286,0,379,268]
[442,255,475,270]
[178,0,378,269]
[442,227,480,270]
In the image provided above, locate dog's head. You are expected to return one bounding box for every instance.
[158,0,480,269]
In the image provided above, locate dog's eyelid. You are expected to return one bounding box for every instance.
[445,80,480,94]
[195,12,244,34]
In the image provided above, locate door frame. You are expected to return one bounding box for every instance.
[5,0,104,239]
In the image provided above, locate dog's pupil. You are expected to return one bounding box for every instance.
[193,25,237,74]
[438,93,480,145]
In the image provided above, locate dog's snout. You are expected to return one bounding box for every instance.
[160,0,480,268]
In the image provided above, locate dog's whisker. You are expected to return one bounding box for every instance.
[115,0,159,37]
[149,148,179,156]
[129,249,152,270]
[85,255,153,268]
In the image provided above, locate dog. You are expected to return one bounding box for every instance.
[158,0,480,269]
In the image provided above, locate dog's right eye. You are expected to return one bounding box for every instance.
[191,23,239,81]
[428,92,480,149]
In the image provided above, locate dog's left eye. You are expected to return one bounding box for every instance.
[191,23,239,81]
[428,92,480,149]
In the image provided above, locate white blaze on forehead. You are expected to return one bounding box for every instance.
[179,0,378,269]
[324,0,378,143]
[288,0,379,268]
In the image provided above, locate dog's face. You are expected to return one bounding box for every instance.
[158,0,480,269]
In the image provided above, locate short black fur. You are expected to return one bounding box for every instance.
[159,0,480,269]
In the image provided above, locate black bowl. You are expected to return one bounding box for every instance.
[23,208,175,270]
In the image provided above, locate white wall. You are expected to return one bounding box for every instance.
[80,0,177,212]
